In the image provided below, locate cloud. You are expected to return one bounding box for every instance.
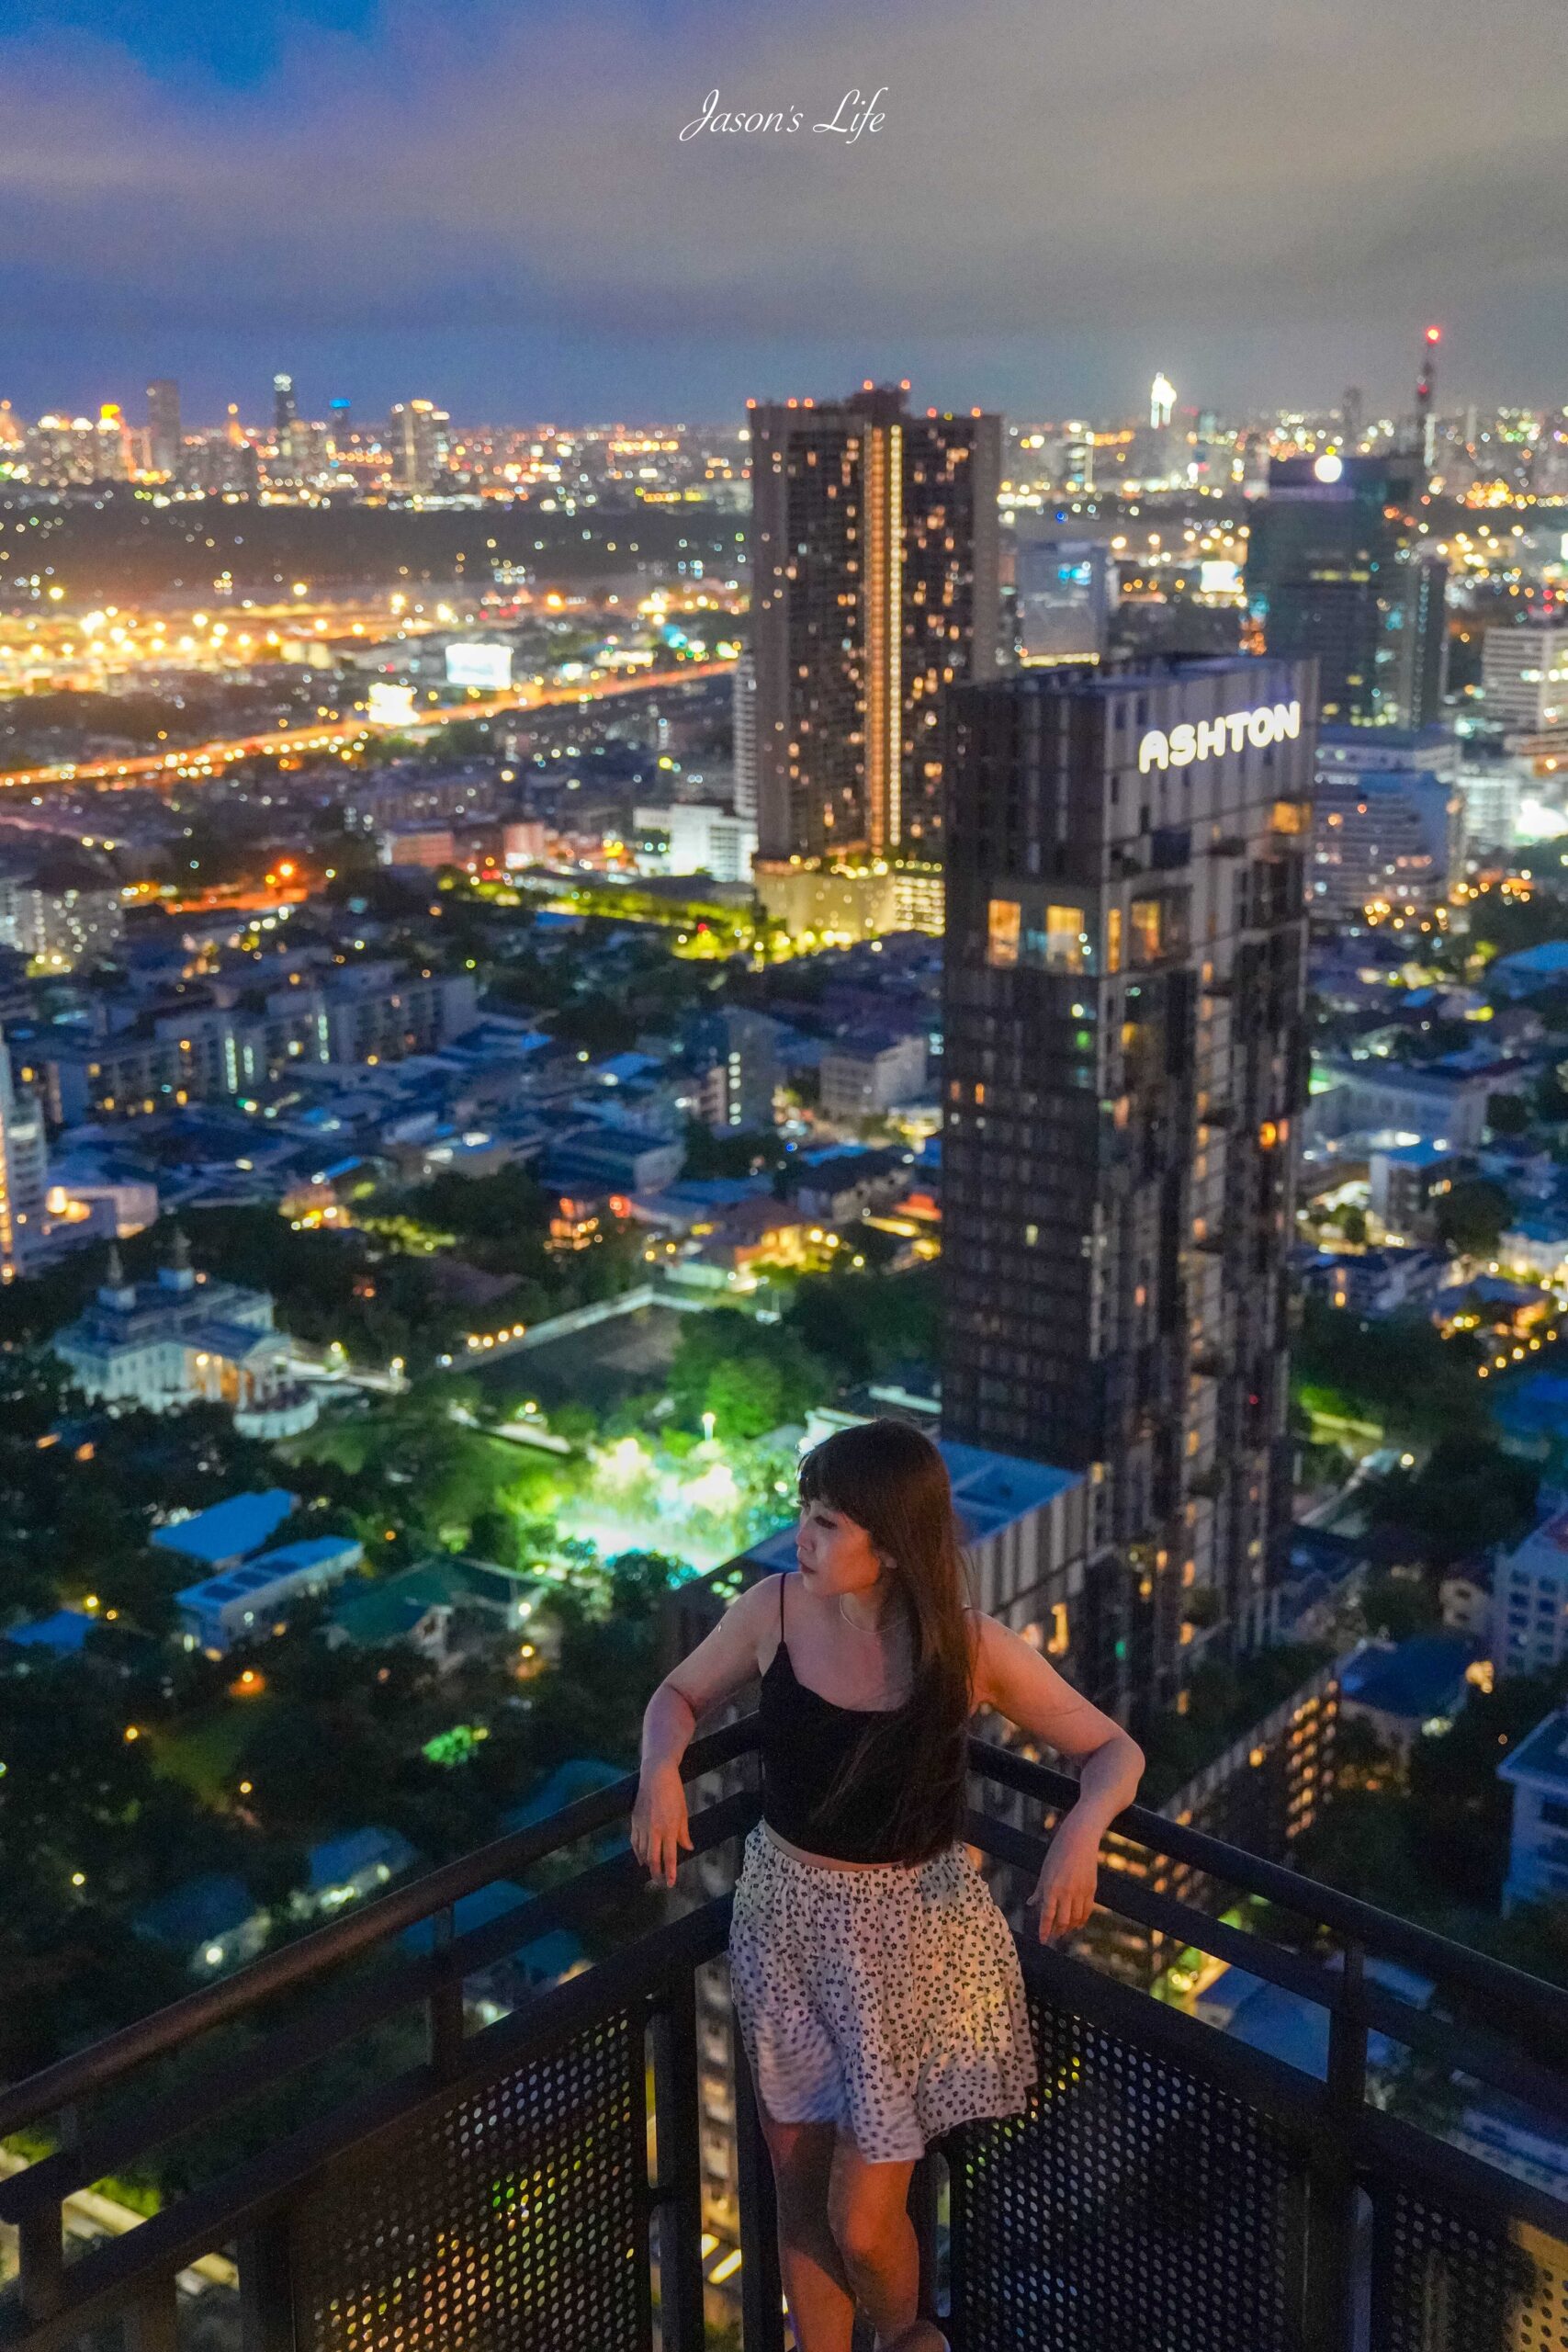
[0,0,1562,410]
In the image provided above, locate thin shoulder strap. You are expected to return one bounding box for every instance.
[777,1569,786,1639]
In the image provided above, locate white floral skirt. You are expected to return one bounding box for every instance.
[728,1821,1037,2164]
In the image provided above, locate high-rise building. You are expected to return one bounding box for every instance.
[940,655,1314,1712]
[1483,621,1568,739]
[731,653,758,826]
[686,1006,779,1133]
[1013,531,1119,664]
[1246,452,1447,729]
[1310,727,1464,923]
[389,400,449,493]
[747,382,1000,864]
[146,379,181,478]
[0,1039,48,1280]
[273,373,299,438]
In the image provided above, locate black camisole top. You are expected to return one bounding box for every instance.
[758,1571,958,1865]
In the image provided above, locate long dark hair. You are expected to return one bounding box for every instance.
[797,1419,974,1860]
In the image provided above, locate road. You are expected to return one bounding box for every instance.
[0,658,735,794]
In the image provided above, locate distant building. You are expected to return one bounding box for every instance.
[378,827,457,871]
[152,1488,299,1576]
[686,1007,778,1133]
[731,653,758,826]
[0,855,125,969]
[749,382,1000,862]
[1310,729,1464,922]
[1247,451,1448,729]
[1368,1139,1461,1240]
[784,1144,909,1224]
[818,1031,928,1123]
[545,1125,683,1195]
[146,378,181,478]
[1308,1057,1526,1152]
[326,1557,549,1668]
[1486,940,1568,1000]
[399,1884,587,2011]
[632,805,757,884]
[1497,1707,1568,1914]
[175,1535,365,1656]
[1493,1506,1568,1678]
[1456,748,1525,852]
[0,1042,48,1279]
[134,1871,270,1975]
[1338,1632,1485,1761]
[1483,623,1568,740]
[752,859,944,943]
[2,1608,96,1659]
[389,398,448,492]
[52,1231,319,1436]
[299,1826,419,1916]
[1013,531,1118,664]
[43,959,479,1123]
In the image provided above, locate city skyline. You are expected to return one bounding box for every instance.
[0,0,1564,421]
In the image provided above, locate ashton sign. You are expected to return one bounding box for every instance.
[1137,700,1303,773]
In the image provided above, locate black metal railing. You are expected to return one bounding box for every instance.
[1,1720,1565,2351]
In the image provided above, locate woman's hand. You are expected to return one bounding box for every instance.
[630,1761,693,1888]
[1028,1810,1102,1943]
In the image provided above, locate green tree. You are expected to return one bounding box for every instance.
[669,1310,826,1432]
[1435,1177,1512,1257]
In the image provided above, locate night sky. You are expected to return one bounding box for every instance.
[2,0,1564,426]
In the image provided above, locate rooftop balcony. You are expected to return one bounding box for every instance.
[2,1724,1565,2351]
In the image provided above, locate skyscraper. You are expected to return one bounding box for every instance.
[0,1039,48,1281]
[273,373,299,437]
[146,379,181,478]
[731,652,758,825]
[1246,452,1447,729]
[748,382,1000,864]
[940,655,1314,1712]
[389,399,449,493]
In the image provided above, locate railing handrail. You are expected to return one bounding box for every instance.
[0,1713,756,2140]
[3,1724,1567,2352]
[6,1717,1566,2148]
[970,1736,1568,2042]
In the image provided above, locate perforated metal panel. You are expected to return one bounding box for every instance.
[946,1981,1302,2352]
[1371,2186,1568,2352]
[292,2006,650,2352]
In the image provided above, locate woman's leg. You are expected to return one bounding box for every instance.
[756,2108,857,2352]
[824,2138,927,2350]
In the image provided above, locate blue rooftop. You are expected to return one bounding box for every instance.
[4,1608,95,1655]
[175,1537,360,1611]
[745,1436,1078,1573]
[135,1872,261,1951]
[400,1881,531,1953]
[307,1826,419,1894]
[1340,1633,1483,1723]
[502,1758,625,1837]
[1499,1708,1568,1795]
[151,1490,298,1568]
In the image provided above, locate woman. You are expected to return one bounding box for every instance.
[632,1419,1144,2352]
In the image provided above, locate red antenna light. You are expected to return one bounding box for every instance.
[1425,325,1441,344]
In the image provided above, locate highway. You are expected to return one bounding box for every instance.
[0,657,735,794]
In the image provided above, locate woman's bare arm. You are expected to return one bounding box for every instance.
[634,1573,777,1883]
[970,1612,1145,1938]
